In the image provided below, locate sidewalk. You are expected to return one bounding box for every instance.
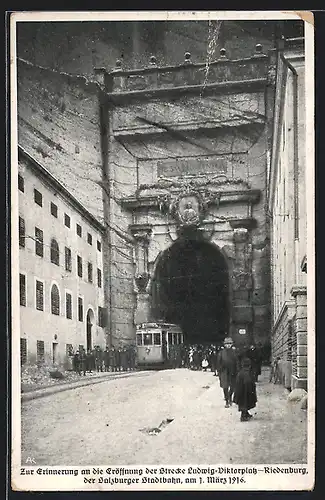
[21,370,148,402]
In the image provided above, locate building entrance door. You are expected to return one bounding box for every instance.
[86,309,94,351]
[52,342,58,364]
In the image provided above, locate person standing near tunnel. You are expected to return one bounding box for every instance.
[217,337,238,408]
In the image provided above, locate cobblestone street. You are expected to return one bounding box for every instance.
[21,367,307,466]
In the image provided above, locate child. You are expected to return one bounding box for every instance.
[233,357,257,422]
[201,357,209,372]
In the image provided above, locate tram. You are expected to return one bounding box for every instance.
[136,322,184,368]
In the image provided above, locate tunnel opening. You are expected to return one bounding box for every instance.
[151,237,229,345]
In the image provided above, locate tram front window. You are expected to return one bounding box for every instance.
[136,334,143,346]
[153,333,161,345]
[143,333,153,345]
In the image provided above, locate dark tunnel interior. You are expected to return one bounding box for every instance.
[151,238,229,345]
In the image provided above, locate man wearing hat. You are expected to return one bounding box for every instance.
[217,337,238,408]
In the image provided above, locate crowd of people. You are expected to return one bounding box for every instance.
[70,345,137,375]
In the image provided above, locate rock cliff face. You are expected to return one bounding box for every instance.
[16,20,302,347]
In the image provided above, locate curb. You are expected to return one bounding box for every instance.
[21,371,150,402]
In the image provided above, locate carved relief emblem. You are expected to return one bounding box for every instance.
[176,195,201,227]
[159,187,211,228]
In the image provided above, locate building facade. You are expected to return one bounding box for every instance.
[268,37,307,390]
[18,146,107,367]
[94,44,274,349]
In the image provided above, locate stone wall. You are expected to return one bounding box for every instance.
[106,53,272,347]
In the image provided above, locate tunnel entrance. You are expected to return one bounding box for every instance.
[151,238,229,345]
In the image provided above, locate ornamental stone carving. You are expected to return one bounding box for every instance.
[232,270,253,291]
[134,273,150,292]
[233,227,249,243]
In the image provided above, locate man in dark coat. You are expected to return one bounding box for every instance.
[217,337,238,407]
[247,345,262,382]
[79,349,87,376]
[109,347,117,372]
[73,351,81,375]
[104,348,110,372]
[233,357,257,421]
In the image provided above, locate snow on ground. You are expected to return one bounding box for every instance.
[21,368,307,466]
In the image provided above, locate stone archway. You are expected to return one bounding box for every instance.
[151,237,229,345]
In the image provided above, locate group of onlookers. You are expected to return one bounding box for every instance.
[71,345,137,375]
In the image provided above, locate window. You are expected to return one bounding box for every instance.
[143,333,153,346]
[97,240,101,252]
[18,174,24,192]
[34,189,43,207]
[87,233,92,245]
[35,227,44,257]
[20,338,27,365]
[66,292,72,319]
[19,274,26,306]
[97,268,102,288]
[136,334,143,346]
[36,280,44,311]
[50,239,60,266]
[19,217,25,247]
[78,297,83,322]
[51,284,60,315]
[153,332,161,346]
[77,255,83,278]
[76,224,82,237]
[64,213,71,228]
[36,340,45,363]
[50,202,58,218]
[65,247,72,272]
[87,262,93,283]
[98,306,107,327]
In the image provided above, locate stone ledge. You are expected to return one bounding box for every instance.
[107,78,268,104]
[107,55,269,95]
[291,285,307,297]
[121,189,261,211]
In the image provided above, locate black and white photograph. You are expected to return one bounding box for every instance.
[10,10,315,491]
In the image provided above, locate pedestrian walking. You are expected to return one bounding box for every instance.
[269,356,281,383]
[247,345,262,382]
[217,337,238,408]
[233,357,257,422]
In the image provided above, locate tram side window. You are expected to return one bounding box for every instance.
[136,334,143,346]
[172,333,178,345]
[153,333,161,345]
[143,333,153,346]
[168,332,173,345]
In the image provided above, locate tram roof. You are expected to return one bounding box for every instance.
[136,322,182,330]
